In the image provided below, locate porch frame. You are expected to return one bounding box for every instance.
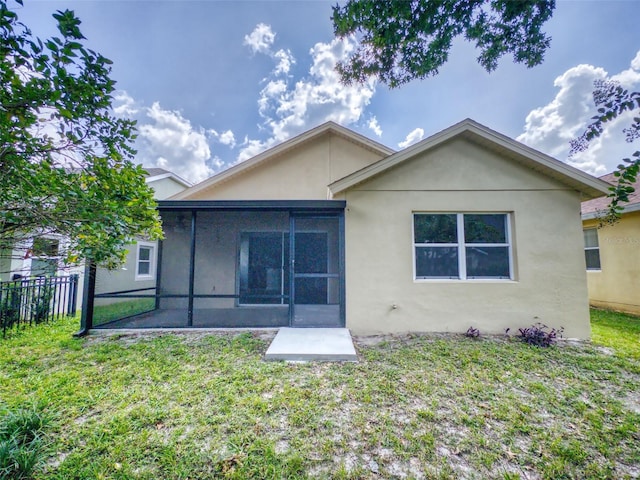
[80,200,346,332]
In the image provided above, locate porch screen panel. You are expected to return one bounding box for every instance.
[236,212,290,306]
[157,211,191,316]
[293,217,340,305]
[92,240,157,328]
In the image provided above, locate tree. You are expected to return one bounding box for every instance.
[0,1,162,272]
[332,0,638,216]
[332,0,556,88]
[570,80,640,221]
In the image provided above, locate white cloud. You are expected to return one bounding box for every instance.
[518,50,640,175]
[210,129,236,148]
[368,116,382,137]
[274,49,295,76]
[112,90,139,117]
[398,128,424,149]
[243,23,276,55]
[137,102,215,183]
[630,50,640,72]
[238,35,377,162]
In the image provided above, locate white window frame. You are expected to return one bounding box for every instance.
[413,213,514,281]
[135,241,156,281]
[583,228,601,271]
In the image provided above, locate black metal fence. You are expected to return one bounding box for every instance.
[0,275,79,335]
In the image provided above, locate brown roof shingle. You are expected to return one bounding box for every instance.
[581,172,640,215]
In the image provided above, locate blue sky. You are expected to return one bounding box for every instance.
[16,0,640,183]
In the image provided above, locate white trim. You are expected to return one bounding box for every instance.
[135,241,157,281]
[145,172,192,188]
[413,212,513,281]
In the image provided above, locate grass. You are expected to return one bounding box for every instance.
[93,298,155,326]
[591,308,640,360]
[0,405,49,479]
[0,310,638,479]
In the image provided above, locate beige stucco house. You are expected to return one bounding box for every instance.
[84,119,609,339]
[582,173,640,315]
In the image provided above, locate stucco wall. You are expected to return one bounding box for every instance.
[339,138,591,339]
[185,134,385,200]
[584,211,640,315]
[150,177,188,200]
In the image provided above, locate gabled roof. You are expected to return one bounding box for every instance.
[582,172,640,219]
[329,118,610,200]
[144,168,192,188]
[172,121,395,200]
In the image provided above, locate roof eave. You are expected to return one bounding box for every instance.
[582,201,640,220]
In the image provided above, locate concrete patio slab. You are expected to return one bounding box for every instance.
[264,327,358,362]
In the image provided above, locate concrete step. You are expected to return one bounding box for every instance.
[264,327,358,362]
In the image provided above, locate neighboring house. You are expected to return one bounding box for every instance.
[1,168,191,313]
[84,119,609,339]
[581,172,640,315]
[92,168,191,309]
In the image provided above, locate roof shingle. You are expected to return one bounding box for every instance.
[581,172,640,215]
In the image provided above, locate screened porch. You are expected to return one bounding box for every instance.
[80,201,345,331]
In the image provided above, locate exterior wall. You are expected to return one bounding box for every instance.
[149,177,188,200]
[583,211,640,315]
[186,134,385,200]
[340,138,591,339]
[159,211,289,309]
[94,242,157,300]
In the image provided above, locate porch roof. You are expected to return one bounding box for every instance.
[157,200,346,211]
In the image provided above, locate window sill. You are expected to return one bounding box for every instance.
[134,275,154,282]
[414,278,517,284]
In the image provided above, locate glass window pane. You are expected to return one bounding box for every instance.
[585,249,601,270]
[464,214,507,243]
[415,247,458,278]
[138,261,150,275]
[139,247,151,261]
[583,229,599,248]
[465,247,510,278]
[414,214,457,243]
[239,232,288,304]
[32,238,59,257]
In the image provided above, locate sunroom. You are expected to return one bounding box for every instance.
[80,200,345,331]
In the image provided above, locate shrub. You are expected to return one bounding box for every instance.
[513,323,564,347]
[465,326,480,338]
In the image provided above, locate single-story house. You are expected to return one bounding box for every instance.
[582,172,640,315]
[82,119,610,339]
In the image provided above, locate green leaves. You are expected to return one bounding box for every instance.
[332,0,555,88]
[0,1,162,268]
[570,80,639,222]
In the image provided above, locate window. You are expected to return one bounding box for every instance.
[413,213,512,280]
[583,228,601,270]
[239,232,289,305]
[135,242,156,280]
[30,237,60,276]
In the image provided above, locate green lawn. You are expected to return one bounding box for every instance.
[93,298,156,326]
[0,310,639,479]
